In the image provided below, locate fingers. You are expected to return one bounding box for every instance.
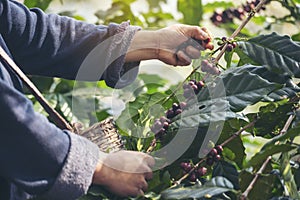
[176,50,191,66]
[186,45,201,59]
[144,171,153,180]
[143,154,156,168]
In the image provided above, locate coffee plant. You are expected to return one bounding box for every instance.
[24,0,300,199]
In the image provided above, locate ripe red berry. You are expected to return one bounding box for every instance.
[172,103,179,111]
[191,84,198,91]
[232,42,237,48]
[197,167,208,176]
[163,122,169,129]
[166,109,175,119]
[180,162,192,172]
[209,148,218,157]
[226,44,234,52]
[196,81,205,88]
[175,109,183,115]
[189,172,197,182]
[215,145,223,154]
[214,154,222,162]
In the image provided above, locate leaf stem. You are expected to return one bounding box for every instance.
[213,0,269,64]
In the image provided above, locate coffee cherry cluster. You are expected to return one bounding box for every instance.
[151,102,188,139]
[210,0,269,26]
[166,102,187,119]
[217,37,237,52]
[183,80,205,99]
[201,60,221,75]
[180,162,208,182]
[150,116,171,139]
[206,145,223,166]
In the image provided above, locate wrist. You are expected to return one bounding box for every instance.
[125,30,160,62]
[92,152,108,185]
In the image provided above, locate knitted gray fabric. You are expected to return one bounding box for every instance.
[40,132,100,200]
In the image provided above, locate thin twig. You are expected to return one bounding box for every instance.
[214,0,269,64]
[173,159,206,186]
[280,114,295,135]
[146,138,157,153]
[221,120,257,147]
[173,120,257,186]
[240,156,272,200]
[240,112,296,199]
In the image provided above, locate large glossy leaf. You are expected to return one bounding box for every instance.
[161,176,234,199]
[171,99,238,129]
[198,69,281,112]
[212,160,240,190]
[248,144,296,167]
[171,67,281,140]
[238,32,300,78]
[224,65,300,102]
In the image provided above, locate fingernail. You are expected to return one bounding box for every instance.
[202,32,209,38]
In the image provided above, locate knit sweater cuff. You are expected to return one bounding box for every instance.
[41,132,99,200]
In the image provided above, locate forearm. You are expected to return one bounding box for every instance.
[0,0,141,88]
[125,30,159,62]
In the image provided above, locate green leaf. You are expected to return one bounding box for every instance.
[247,102,294,138]
[263,126,300,149]
[248,144,296,167]
[171,99,238,129]
[117,92,168,135]
[24,0,52,10]
[280,153,300,199]
[224,51,234,69]
[203,1,234,13]
[177,0,203,25]
[239,169,277,200]
[217,121,246,168]
[198,68,281,112]
[238,32,300,78]
[292,32,300,41]
[161,176,234,199]
[212,160,240,190]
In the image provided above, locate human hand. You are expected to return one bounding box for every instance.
[92,150,155,197]
[156,24,214,66]
[126,24,213,66]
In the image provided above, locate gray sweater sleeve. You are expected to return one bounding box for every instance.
[41,132,100,200]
